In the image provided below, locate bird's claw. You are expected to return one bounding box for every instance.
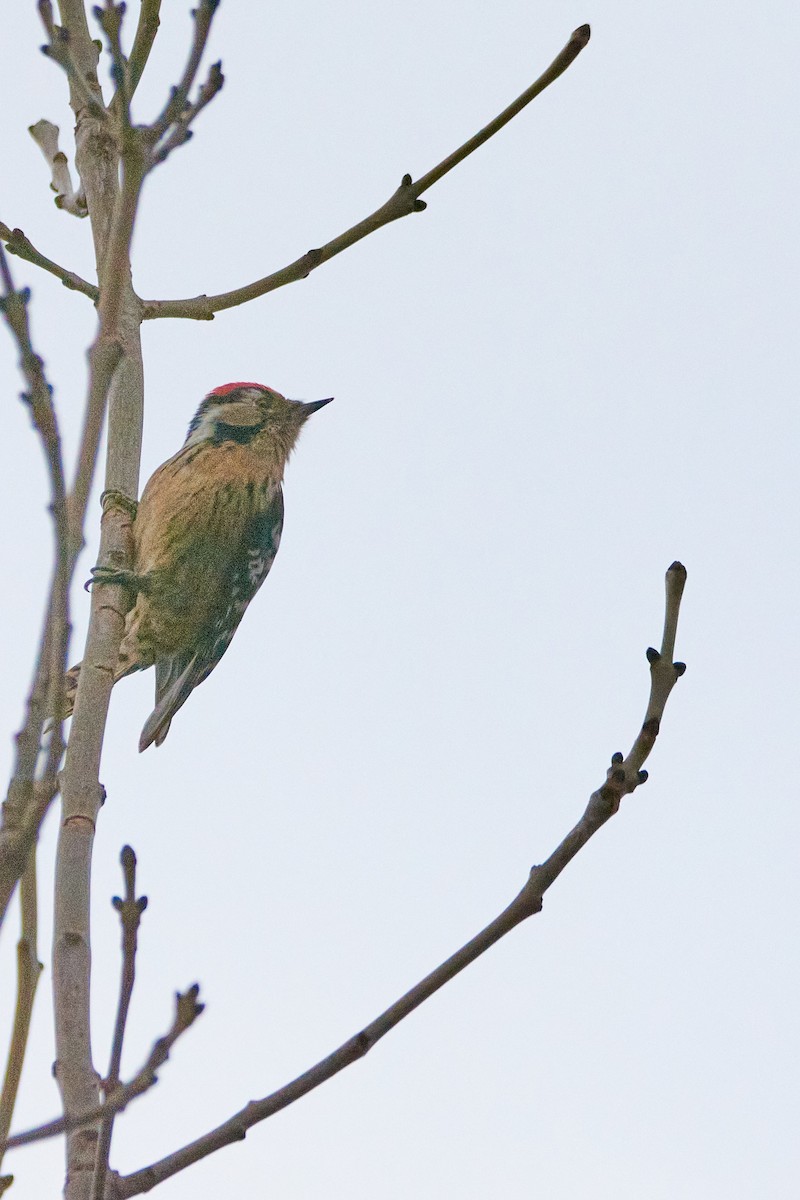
[84,566,142,593]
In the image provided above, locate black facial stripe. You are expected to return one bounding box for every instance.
[211,421,262,445]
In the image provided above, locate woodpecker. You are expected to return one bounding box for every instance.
[63,382,332,751]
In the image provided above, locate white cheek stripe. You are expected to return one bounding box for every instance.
[184,409,222,449]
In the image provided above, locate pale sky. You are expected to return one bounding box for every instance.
[1,2,798,1197]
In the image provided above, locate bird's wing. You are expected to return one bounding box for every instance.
[138,486,286,751]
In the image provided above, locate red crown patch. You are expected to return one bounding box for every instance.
[207,381,268,396]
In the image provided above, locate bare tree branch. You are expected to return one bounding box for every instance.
[0,244,70,935]
[16,11,601,1198]
[0,851,44,1177]
[50,3,147,1193]
[413,23,590,191]
[95,2,133,137]
[91,847,148,1200]
[7,22,588,323]
[149,59,224,167]
[38,1,107,122]
[113,563,686,1197]
[146,0,219,144]
[141,23,590,321]
[0,241,70,1182]
[1,986,204,1155]
[45,4,222,1194]
[0,222,98,300]
[119,0,161,104]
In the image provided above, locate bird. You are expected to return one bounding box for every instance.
[62,382,332,751]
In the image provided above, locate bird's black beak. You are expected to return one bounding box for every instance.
[300,397,334,415]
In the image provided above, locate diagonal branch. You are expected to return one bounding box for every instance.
[141,23,590,321]
[113,562,686,1198]
[1,986,204,1155]
[91,847,149,1200]
[147,0,220,143]
[0,223,98,300]
[149,60,224,167]
[413,23,590,193]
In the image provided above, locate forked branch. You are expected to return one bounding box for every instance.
[146,0,220,148]
[2,986,204,1154]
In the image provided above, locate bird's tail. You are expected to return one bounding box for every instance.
[138,653,199,752]
[54,652,196,752]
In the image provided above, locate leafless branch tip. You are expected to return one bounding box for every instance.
[140,22,590,320]
[91,845,148,1200]
[111,561,685,1199]
[0,223,98,300]
[0,247,69,939]
[3,985,204,1154]
[38,3,106,123]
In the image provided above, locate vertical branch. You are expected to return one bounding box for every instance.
[122,0,162,101]
[0,852,44,1174]
[91,847,147,1200]
[54,224,143,1200]
[51,6,146,1199]
[50,0,222,1185]
[0,244,69,934]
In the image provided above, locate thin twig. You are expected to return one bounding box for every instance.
[0,851,44,1174]
[66,141,145,552]
[94,2,133,136]
[38,0,107,121]
[149,60,224,167]
[120,0,161,103]
[91,847,148,1200]
[415,23,590,193]
[141,24,590,320]
[147,0,220,142]
[113,563,686,1198]
[2,987,204,1154]
[0,245,70,935]
[0,222,98,300]
[0,621,53,933]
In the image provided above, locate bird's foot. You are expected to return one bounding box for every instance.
[84,566,146,593]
